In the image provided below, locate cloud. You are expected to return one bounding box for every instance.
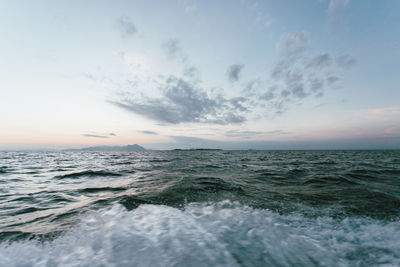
[383,127,398,137]
[223,130,288,138]
[110,76,247,125]
[277,32,308,57]
[307,54,331,69]
[336,55,357,69]
[139,130,158,135]
[227,64,245,82]
[284,70,308,99]
[116,16,137,38]
[82,132,116,138]
[161,38,187,62]
[328,0,349,21]
[82,134,109,139]
[109,32,355,126]
[309,77,324,96]
[255,31,356,116]
[260,90,275,101]
[272,32,309,78]
[367,107,400,121]
[162,39,199,79]
[183,66,199,78]
[326,74,340,84]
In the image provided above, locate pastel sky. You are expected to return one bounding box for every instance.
[1,0,399,149]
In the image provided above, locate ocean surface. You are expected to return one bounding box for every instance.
[0,150,400,266]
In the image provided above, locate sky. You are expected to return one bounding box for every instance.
[0,0,399,150]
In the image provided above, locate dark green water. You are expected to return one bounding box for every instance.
[0,150,399,266]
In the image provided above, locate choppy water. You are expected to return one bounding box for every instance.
[1,150,400,266]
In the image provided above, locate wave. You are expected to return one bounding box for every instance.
[77,186,127,194]
[302,176,359,186]
[8,206,46,216]
[119,177,245,209]
[54,170,122,179]
[0,167,9,174]
[148,159,171,163]
[0,201,399,266]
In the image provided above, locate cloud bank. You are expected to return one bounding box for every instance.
[252,32,357,115]
[110,32,355,125]
[110,76,247,125]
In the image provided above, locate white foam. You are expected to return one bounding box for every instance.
[1,201,399,266]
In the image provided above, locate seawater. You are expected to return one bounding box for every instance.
[0,150,399,266]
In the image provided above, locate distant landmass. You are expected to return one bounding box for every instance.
[172,148,222,151]
[67,144,146,152]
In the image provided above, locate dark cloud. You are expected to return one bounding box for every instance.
[336,55,356,69]
[116,17,137,38]
[326,75,340,84]
[227,64,245,82]
[139,130,158,135]
[110,76,247,125]
[309,77,324,95]
[280,90,291,99]
[284,70,308,99]
[109,133,116,136]
[162,38,187,62]
[307,54,331,69]
[82,134,109,139]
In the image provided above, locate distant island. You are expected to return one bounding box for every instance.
[67,144,146,152]
[172,148,222,151]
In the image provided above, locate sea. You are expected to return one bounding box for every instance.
[0,150,399,266]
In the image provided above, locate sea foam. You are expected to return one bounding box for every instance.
[1,201,399,266]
